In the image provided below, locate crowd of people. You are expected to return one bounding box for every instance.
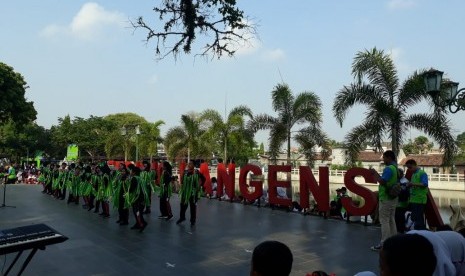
[32,159,205,232]
[4,155,465,275]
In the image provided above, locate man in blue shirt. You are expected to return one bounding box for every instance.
[370,150,398,251]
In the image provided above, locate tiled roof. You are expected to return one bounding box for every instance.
[399,154,444,166]
[357,151,383,162]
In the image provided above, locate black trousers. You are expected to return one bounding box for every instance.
[132,202,146,227]
[179,196,197,223]
[410,203,426,230]
[159,194,172,217]
[118,193,129,223]
[395,206,408,233]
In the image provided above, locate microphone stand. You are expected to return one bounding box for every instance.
[1,177,16,208]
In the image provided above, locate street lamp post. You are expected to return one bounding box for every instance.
[135,125,141,163]
[423,69,465,113]
[120,125,141,163]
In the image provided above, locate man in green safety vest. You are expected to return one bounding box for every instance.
[370,150,398,251]
[406,159,429,230]
[6,163,17,184]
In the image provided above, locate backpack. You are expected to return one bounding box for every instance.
[386,166,401,199]
[387,183,401,198]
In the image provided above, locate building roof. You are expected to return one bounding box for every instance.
[399,154,444,166]
[357,151,383,162]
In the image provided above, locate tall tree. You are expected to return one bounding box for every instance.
[402,135,434,155]
[71,116,116,160]
[164,113,210,161]
[333,48,456,165]
[0,62,36,127]
[254,83,330,166]
[104,113,148,161]
[200,105,253,162]
[455,132,465,163]
[133,0,256,59]
[138,120,165,162]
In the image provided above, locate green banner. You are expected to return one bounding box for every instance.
[67,144,79,161]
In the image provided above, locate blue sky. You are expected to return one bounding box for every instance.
[1,0,465,149]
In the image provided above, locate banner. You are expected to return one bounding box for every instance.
[67,144,79,161]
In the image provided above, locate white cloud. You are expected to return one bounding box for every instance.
[40,2,126,40]
[261,48,286,62]
[387,0,416,10]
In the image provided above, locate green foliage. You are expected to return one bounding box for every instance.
[402,135,434,155]
[0,62,37,126]
[47,113,163,162]
[200,105,254,164]
[164,113,211,161]
[455,132,465,163]
[0,121,51,162]
[254,83,331,166]
[333,48,456,166]
[330,164,351,170]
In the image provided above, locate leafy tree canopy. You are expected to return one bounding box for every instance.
[0,62,36,127]
[402,135,434,155]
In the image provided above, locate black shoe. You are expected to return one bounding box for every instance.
[103,214,110,218]
[158,215,168,219]
[139,222,147,233]
[116,220,121,224]
[130,224,141,230]
[119,222,128,226]
[166,215,173,221]
[94,209,99,213]
[191,221,196,226]
[176,218,185,225]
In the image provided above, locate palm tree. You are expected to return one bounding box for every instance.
[254,83,330,166]
[139,120,165,162]
[164,113,211,161]
[333,47,456,165]
[200,105,253,163]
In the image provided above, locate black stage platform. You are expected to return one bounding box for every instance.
[0,185,379,275]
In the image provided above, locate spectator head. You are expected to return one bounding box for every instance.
[250,240,293,276]
[382,150,396,164]
[405,159,418,171]
[211,177,217,183]
[380,234,436,276]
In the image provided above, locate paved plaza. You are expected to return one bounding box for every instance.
[1,185,380,275]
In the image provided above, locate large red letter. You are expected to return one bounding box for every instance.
[299,166,330,212]
[239,164,263,202]
[425,191,444,228]
[199,161,212,195]
[217,164,234,200]
[341,168,377,216]
[268,165,292,207]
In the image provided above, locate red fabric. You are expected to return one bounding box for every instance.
[199,162,212,195]
[216,163,226,197]
[179,161,186,185]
